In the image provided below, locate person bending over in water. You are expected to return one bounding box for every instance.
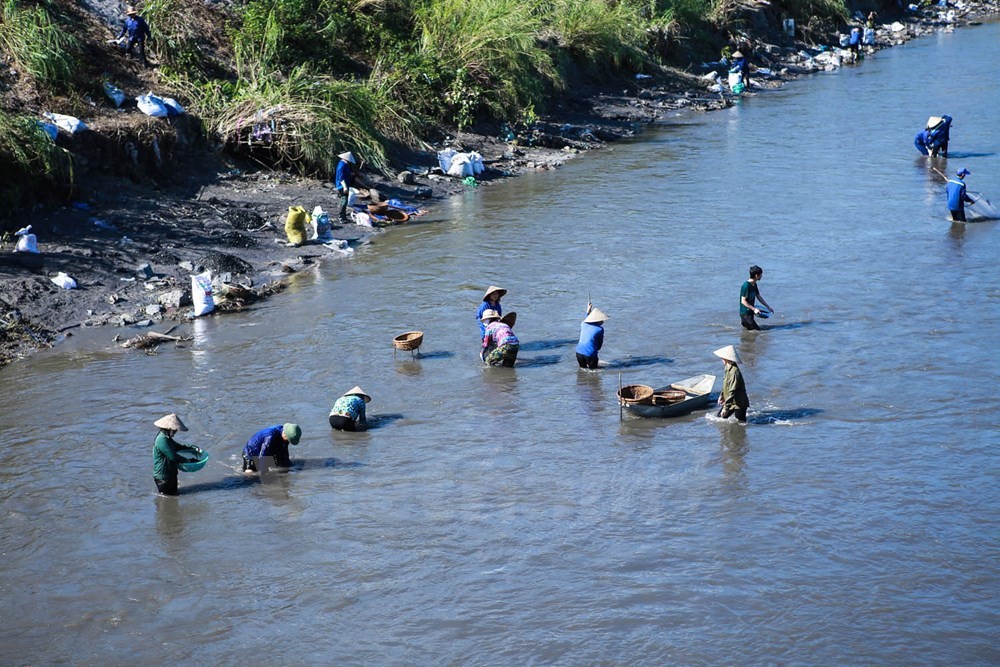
[242,423,301,472]
[329,386,371,431]
[480,309,519,367]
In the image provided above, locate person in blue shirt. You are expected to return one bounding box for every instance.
[242,423,301,472]
[848,27,862,59]
[477,285,505,338]
[731,50,751,89]
[915,115,952,156]
[946,168,974,222]
[329,386,371,431]
[118,6,152,68]
[334,151,356,223]
[575,303,608,369]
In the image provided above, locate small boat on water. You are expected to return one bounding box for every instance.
[618,374,716,418]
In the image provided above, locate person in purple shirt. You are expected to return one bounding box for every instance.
[481,309,519,366]
[242,423,301,472]
[575,303,608,369]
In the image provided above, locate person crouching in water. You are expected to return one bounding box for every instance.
[715,345,750,423]
[329,386,371,431]
[575,303,608,369]
[481,309,519,367]
[242,423,301,472]
[152,413,201,496]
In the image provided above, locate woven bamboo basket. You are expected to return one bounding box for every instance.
[651,389,688,405]
[368,202,389,215]
[617,384,654,405]
[393,331,424,351]
[384,209,410,223]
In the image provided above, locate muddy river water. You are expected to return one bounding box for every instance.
[2,21,998,665]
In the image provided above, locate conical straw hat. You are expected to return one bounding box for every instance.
[482,286,506,301]
[338,151,356,164]
[154,413,188,431]
[343,386,372,402]
[927,116,942,128]
[480,309,500,322]
[500,311,517,327]
[584,307,608,324]
[713,345,742,363]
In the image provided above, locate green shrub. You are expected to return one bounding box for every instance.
[0,0,80,88]
[543,0,649,74]
[0,111,73,225]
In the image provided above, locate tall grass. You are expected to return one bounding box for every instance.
[0,0,79,88]
[0,111,73,225]
[143,0,213,76]
[542,0,650,74]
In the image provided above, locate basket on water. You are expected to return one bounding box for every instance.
[384,209,410,223]
[617,384,654,405]
[652,389,688,405]
[393,331,424,351]
[177,448,209,473]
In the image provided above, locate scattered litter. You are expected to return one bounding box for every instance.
[43,112,87,135]
[285,205,308,246]
[890,21,906,32]
[91,218,117,231]
[51,272,77,289]
[191,271,215,317]
[120,277,136,282]
[137,92,169,117]
[13,226,39,253]
[310,206,331,240]
[438,149,485,178]
[37,121,58,141]
[635,73,652,80]
[103,82,126,108]
[462,176,478,188]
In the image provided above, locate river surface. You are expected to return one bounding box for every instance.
[2,21,998,667]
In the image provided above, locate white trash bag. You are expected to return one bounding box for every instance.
[191,271,215,316]
[13,225,39,253]
[42,112,88,134]
[311,206,331,240]
[468,151,485,176]
[51,272,77,289]
[447,154,474,178]
[103,82,126,108]
[137,92,169,118]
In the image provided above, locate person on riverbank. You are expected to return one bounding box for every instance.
[481,309,519,367]
[946,168,974,222]
[152,413,201,496]
[329,386,371,431]
[242,423,301,472]
[715,345,750,423]
[575,303,608,370]
[848,27,862,60]
[334,151,356,223]
[740,265,773,331]
[731,50,751,89]
[477,286,506,338]
[118,6,152,68]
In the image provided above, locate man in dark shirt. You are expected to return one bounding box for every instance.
[118,6,152,67]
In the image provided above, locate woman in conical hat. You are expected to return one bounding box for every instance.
[714,345,749,422]
[481,308,519,367]
[330,386,372,431]
[576,302,609,369]
[152,413,202,496]
[476,285,506,338]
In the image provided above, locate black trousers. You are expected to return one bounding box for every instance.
[718,405,748,423]
[127,38,148,67]
[154,476,178,496]
[329,414,357,431]
[576,353,599,369]
[950,208,966,222]
[740,312,761,331]
[337,189,350,221]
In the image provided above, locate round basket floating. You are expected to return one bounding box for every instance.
[384,209,410,223]
[177,449,209,473]
[651,389,688,405]
[617,384,654,405]
[393,331,424,351]
[368,202,389,215]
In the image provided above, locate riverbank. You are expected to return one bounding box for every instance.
[1,1,996,366]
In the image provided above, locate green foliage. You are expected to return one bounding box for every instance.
[143,0,212,77]
[234,0,339,76]
[650,0,712,26]
[0,0,80,88]
[0,110,73,224]
[542,0,649,74]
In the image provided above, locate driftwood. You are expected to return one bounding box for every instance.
[121,325,192,350]
[215,281,286,312]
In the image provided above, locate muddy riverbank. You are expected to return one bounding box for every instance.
[1,2,996,366]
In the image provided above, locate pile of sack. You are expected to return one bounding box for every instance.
[437,149,485,178]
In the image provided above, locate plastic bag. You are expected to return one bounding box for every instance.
[447,154,474,178]
[348,187,359,207]
[285,205,308,246]
[437,148,457,173]
[468,151,485,176]
[136,92,169,118]
[191,271,214,316]
[42,112,87,134]
[311,206,331,240]
[51,272,77,289]
[863,28,875,45]
[37,121,58,141]
[727,71,744,94]
[103,82,126,108]
[14,225,39,253]
[161,97,185,116]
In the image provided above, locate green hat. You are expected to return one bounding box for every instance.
[282,423,301,445]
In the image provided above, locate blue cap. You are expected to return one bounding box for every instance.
[957,168,970,177]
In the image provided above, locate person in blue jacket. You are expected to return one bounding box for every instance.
[731,50,751,89]
[576,303,609,369]
[334,151,356,223]
[946,168,974,222]
[118,6,152,68]
[242,423,301,472]
[477,285,505,338]
[915,115,952,157]
[848,27,862,59]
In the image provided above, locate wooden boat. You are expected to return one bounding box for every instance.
[619,374,716,418]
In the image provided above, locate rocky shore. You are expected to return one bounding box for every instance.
[0,1,996,366]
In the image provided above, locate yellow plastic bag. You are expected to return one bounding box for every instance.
[285,205,308,246]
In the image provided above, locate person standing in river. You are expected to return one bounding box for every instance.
[575,303,608,369]
[740,265,773,331]
[946,168,975,222]
[334,151,356,223]
[477,286,506,338]
[715,345,750,423]
[152,413,201,496]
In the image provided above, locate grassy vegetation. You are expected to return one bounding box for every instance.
[0,110,73,229]
[0,0,80,89]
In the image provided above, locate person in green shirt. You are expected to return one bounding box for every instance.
[714,345,750,423]
[740,265,773,331]
[152,413,201,496]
